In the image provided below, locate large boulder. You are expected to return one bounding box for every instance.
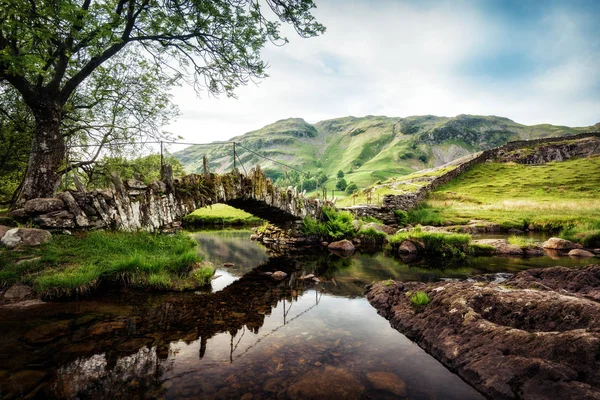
[368,266,600,400]
[543,237,582,250]
[23,198,64,214]
[569,249,596,258]
[1,228,52,248]
[328,239,355,252]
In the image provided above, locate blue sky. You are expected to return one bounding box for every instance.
[167,0,600,146]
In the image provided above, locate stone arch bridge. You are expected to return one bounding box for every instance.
[10,166,332,232]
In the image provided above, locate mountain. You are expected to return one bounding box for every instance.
[174,115,594,189]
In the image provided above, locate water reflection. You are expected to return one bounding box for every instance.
[1,230,591,399]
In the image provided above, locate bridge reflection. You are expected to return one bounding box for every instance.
[0,256,329,398]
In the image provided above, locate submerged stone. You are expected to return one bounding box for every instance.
[366,371,406,396]
[569,249,595,257]
[287,366,364,400]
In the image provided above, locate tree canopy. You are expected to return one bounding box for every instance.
[0,0,325,205]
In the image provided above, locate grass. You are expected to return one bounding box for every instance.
[0,231,212,297]
[357,227,387,246]
[410,291,430,307]
[507,235,537,249]
[423,157,600,233]
[389,230,472,258]
[182,204,263,227]
[301,206,355,241]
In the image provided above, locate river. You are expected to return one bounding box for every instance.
[0,229,592,399]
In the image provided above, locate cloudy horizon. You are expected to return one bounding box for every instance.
[165,0,600,148]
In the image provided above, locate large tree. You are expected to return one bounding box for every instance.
[0,0,324,205]
[0,50,178,203]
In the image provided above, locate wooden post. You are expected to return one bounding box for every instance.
[203,155,209,177]
[233,142,236,170]
[160,141,164,171]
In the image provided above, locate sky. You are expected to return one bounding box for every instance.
[165,0,600,149]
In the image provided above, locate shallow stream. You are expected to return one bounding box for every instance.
[0,229,593,399]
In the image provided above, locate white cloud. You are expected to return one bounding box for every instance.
[165,1,600,145]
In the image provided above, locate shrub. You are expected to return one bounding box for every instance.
[346,183,358,194]
[410,291,430,307]
[301,207,355,241]
[336,178,348,191]
[394,209,409,226]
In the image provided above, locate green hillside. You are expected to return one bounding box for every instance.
[175,115,593,192]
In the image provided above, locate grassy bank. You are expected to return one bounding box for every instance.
[419,157,600,242]
[0,231,213,297]
[183,204,263,227]
[389,231,472,258]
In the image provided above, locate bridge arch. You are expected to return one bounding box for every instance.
[10,167,332,232]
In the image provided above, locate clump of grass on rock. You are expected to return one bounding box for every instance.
[389,230,471,258]
[0,231,211,297]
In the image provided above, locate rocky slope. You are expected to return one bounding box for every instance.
[175,115,593,188]
[367,265,600,400]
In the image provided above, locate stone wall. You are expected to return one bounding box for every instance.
[9,167,331,232]
[344,132,600,224]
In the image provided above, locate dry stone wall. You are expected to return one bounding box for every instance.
[345,132,600,224]
[10,167,330,232]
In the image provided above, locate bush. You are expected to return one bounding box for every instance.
[336,178,348,191]
[346,183,358,194]
[301,207,355,241]
[394,209,409,226]
[410,291,430,307]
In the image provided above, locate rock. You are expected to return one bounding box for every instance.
[328,240,355,252]
[321,241,329,247]
[7,370,47,396]
[352,219,361,232]
[367,265,600,400]
[33,210,75,229]
[125,179,147,190]
[149,180,167,193]
[24,320,71,344]
[3,284,34,301]
[223,262,235,267]
[0,225,9,240]
[1,228,52,248]
[8,208,26,219]
[398,240,418,254]
[57,191,89,227]
[366,371,406,396]
[569,249,596,257]
[593,249,600,255]
[272,271,288,280]
[472,239,544,256]
[287,366,364,400]
[302,274,315,280]
[543,237,581,250]
[88,321,126,336]
[23,198,64,214]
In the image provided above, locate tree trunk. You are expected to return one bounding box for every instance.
[15,103,65,206]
